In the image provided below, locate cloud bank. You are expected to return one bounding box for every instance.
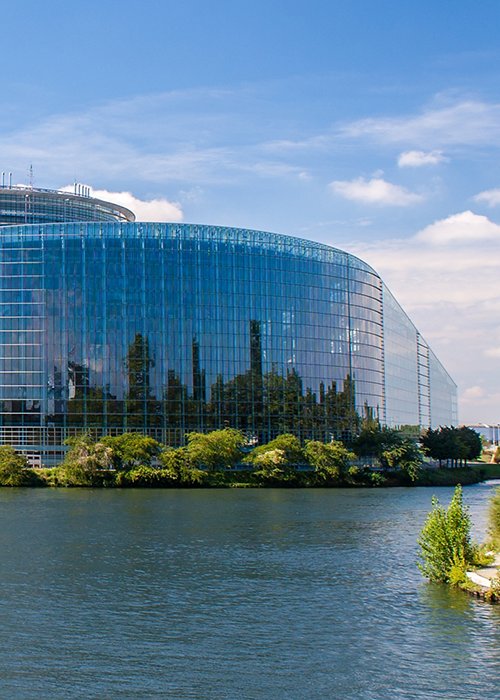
[341,99,500,147]
[61,185,183,222]
[474,188,500,207]
[397,150,447,167]
[346,210,500,423]
[415,210,500,245]
[329,177,423,206]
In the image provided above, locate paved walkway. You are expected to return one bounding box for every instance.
[466,553,500,589]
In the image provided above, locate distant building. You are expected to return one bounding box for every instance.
[467,425,500,445]
[0,182,457,463]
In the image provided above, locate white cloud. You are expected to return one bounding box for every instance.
[474,188,500,207]
[60,185,183,222]
[341,99,500,148]
[415,210,500,245]
[0,87,316,190]
[346,210,500,423]
[462,386,487,400]
[484,347,500,358]
[329,177,423,206]
[397,150,447,167]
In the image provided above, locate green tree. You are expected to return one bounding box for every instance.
[304,440,354,482]
[245,433,305,468]
[421,426,481,467]
[456,426,482,463]
[418,485,476,583]
[252,448,296,484]
[352,425,404,462]
[381,438,423,481]
[0,446,35,486]
[420,427,445,466]
[159,446,206,485]
[101,433,162,470]
[59,433,113,486]
[186,428,245,471]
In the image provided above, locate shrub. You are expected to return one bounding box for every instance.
[159,447,206,485]
[418,485,476,583]
[253,448,294,484]
[370,472,386,487]
[381,438,423,481]
[59,433,113,486]
[347,465,360,480]
[0,446,37,486]
[304,440,354,483]
[101,433,162,470]
[488,486,500,547]
[185,429,245,471]
[245,434,305,468]
[116,466,173,487]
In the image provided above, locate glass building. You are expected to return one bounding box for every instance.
[0,187,457,462]
[0,183,135,226]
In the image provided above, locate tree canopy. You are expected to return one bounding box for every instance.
[421,426,482,466]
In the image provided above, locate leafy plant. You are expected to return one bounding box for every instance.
[369,472,386,487]
[0,446,36,486]
[245,434,305,467]
[59,433,113,486]
[381,438,423,481]
[304,439,354,483]
[418,485,475,583]
[159,447,206,485]
[185,429,245,472]
[101,433,162,469]
[488,486,500,547]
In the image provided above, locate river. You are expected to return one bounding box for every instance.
[0,483,499,699]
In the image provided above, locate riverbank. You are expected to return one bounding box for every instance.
[464,552,500,602]
[5,461,500,488]
[418,483,500,604]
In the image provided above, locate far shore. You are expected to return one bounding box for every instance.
[3,462,500,490]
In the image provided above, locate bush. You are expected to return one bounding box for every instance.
[252,448,296,484]
[381,438,423,481]
[101,433,162,469]
[115,466,173,487]
[370,472,386,487]
[159,447,206,485]
[488,486,500,547]
[304,440,354,483]
[185,429,245,471]
[245,434,305,468]
[59,434,113,486]
[0,446,37,486]
[418,485,476,583]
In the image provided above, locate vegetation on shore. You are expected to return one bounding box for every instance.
[418,484,500,602]
[0,423,492,489]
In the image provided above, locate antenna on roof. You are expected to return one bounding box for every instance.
[28,164,34,189]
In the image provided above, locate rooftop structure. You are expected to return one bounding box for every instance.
[0,182,135,226]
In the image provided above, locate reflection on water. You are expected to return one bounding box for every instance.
[0,484,499,699]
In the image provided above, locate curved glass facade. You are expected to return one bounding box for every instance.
[0,186,135,226]
[0,221,457,459]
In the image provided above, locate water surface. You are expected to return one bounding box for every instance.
[0,483,499,699]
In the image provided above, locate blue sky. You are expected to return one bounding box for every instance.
[2,0,500,423]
